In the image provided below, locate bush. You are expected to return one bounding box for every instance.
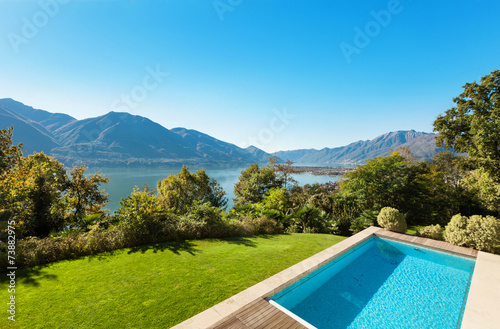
[465,215,499,252]
[242,216,283,235]
[445,214,500,252]
[291,206,331,233]
[377,207,407,233]
[444,214,471,246]
[417,224,444,241]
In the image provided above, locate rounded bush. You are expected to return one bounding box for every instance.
[417,224,444,241]
[466,215,500,253]
[377,207,407,233]
[445,214,500,252]
[444,214,471,247]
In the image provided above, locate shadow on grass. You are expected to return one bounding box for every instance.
[0,266,58,288]
[220,234,286,248]
[127,240,200,256]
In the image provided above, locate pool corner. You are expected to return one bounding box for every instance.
[460,251,500,329]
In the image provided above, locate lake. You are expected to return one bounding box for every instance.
[90,166,340,213]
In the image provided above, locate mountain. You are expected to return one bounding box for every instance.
[0,98,450,167]
[0,98,75,132]
[0,99,264,166]
[0,104,60,154]
[244,146,272,162]
[277,130,448,165]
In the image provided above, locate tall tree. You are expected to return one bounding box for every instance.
[434,70,500,180]
[157,165,227,214]
[233,160,284,207]
[0,126,23,221]
[340,151,436,225]
[65,165,110,217]
[274,159,298,189]
[8,153,68,237]
[0,126,23,176]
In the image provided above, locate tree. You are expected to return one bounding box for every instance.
[340,152,427,223]
[65,165,110,220]
[462,168,500,216]
[7,152,68,237]
[434,70,500,180]
[0,126,23,221]
[339,150,466,225]
[274,160,298,189]
[0,126,23,176]
[157,165,227,214]
[116,186,171,244]
[233,160,284,207]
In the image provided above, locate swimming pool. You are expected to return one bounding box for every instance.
[270,236,475,329]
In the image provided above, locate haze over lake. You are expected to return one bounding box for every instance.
[93,166,339,213]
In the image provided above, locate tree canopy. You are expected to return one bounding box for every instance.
[157,165,227,214]
[233,160,284,207]
[434,70,500,180]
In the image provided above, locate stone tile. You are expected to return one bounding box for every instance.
[461,251,500,329]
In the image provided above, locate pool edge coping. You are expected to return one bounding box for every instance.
[171,227,500,329]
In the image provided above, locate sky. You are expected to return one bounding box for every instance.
[0,0,499,153]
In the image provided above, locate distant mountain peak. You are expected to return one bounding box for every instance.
[0,98,268,167]
[277,130,445,165]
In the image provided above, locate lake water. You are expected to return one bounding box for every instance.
[90,166,339,213]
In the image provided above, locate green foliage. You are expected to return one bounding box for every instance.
[329,193,361,235]
[466,215,500,252]
[116,186,174,244]
[350,210,377,234]
[233,160,284,207]
[65,165,110,218]
[341,151,468,225]
[434,70,500,181]
[444,214,470,246]
[341,152,424,225]
[2,225,127,268]
[462,168,500,215]
[274,159,298,189]
[445,214,500,252]
[290,205,331,233]
[377,207,407,233]
[417,224,444,241]
[7,152,68,237]
[259,187,289,212]
[0,125,23,176]
[157,165,227,214]
[178,202,228,239]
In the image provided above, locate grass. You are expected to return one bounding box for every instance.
[0,233,345,329]
[406,225,424,235]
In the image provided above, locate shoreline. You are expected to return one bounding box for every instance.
[292,166,356,177]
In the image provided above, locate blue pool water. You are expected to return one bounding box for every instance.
[270,237,475,329]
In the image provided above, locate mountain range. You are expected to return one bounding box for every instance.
[0,98,448,167]
[276,130,448,164]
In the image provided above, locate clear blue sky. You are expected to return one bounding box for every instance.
[0,0,499,152]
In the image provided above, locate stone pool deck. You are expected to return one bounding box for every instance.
[172,227,500,329]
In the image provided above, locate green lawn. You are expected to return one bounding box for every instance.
[0,234,345,329]
[406,225,425,235]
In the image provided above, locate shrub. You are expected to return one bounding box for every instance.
[377,207,407,233]
[445,214,500,252]
[465,215,500,253]
[417,224,444,241]
[444,214,470,246]
[350,210,378,234]
[244,216,283,235]
[291,206,331,233]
